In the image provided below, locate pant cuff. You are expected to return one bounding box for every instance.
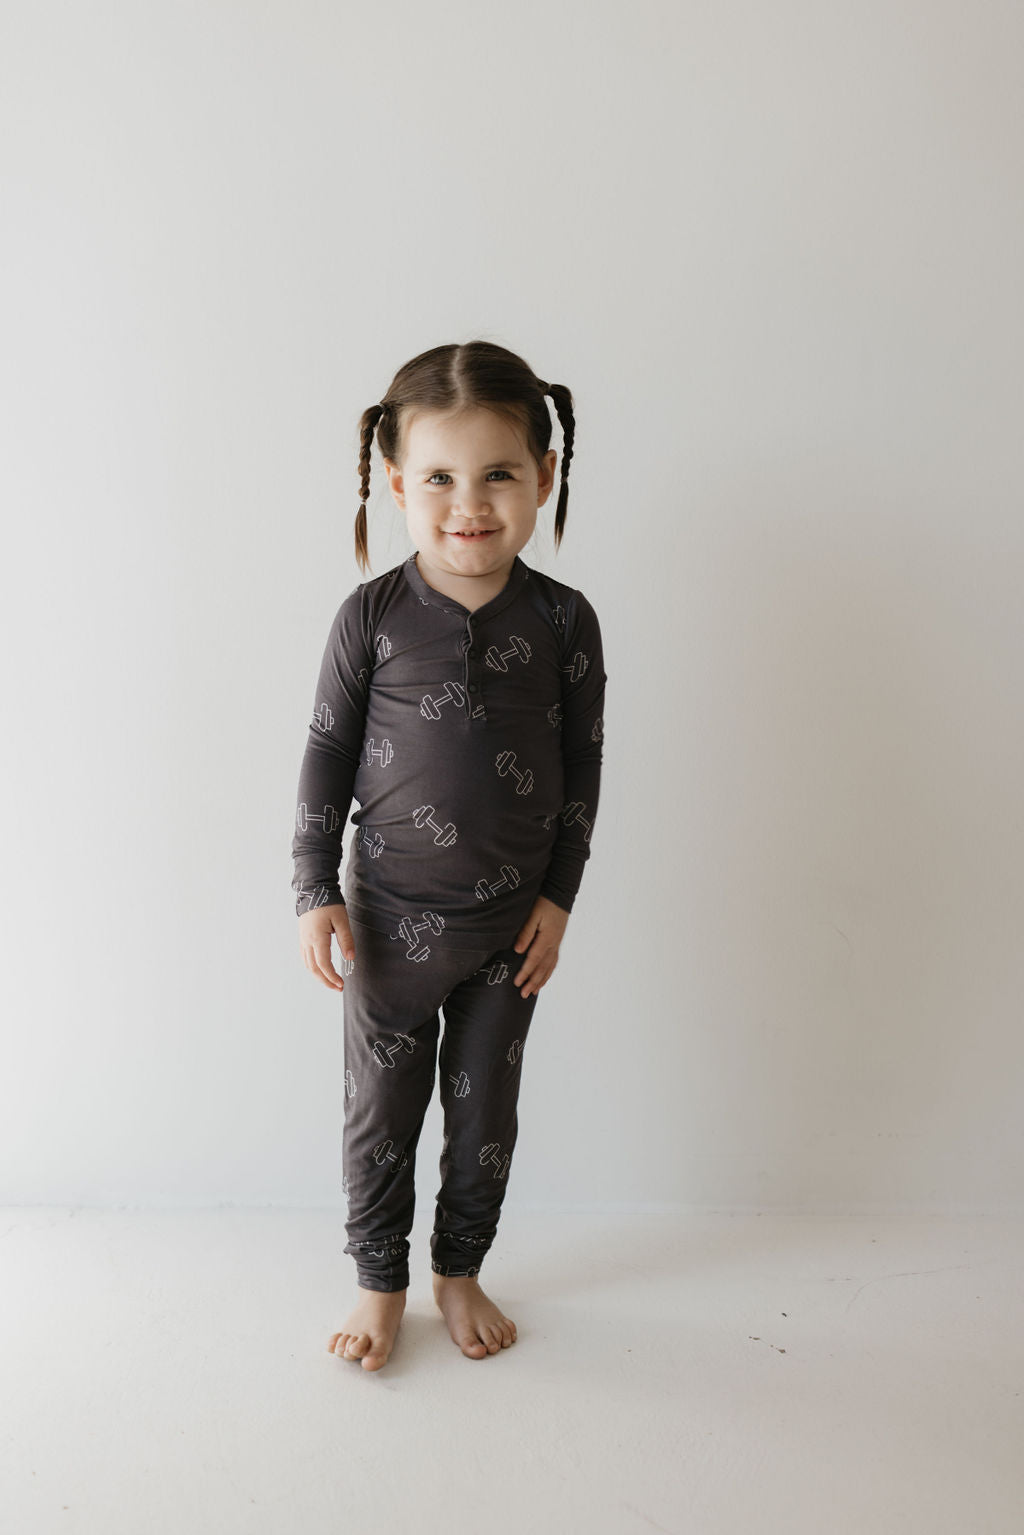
[431,1260,482,1278]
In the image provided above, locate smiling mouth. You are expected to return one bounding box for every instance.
[447,529,496,538]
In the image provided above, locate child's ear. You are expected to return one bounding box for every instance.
[383,458,406,509]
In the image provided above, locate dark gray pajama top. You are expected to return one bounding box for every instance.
[291,552,606,948]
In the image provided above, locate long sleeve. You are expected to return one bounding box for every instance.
[538,590,606,915]
[291,585,374,916]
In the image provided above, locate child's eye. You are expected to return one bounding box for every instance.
[427,470,512,486]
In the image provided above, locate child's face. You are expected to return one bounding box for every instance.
[384,407,556,585]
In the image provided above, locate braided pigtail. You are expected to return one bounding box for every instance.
[545,383,575,553]
[355,402,387,575]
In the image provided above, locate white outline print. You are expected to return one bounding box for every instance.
[375,633,392,661]
[371,1031,416,1068]
[296,802,341,835]
[411,804,458,846]
[507,1039,524,1064]
[484,634,532,672]
[365,737,394,767]
[551,604,566,632]
[560,800,593,842]
[294,882,336,911]
[343,1069,357,1097]
[473,959,510,986]
[371,1140,409,1170]
[448,1070,471,1098]
[547,701,563,728]
[356,825,385,859]
[420,681,466,718]
[563,650,589,683]
[312,701,334,732]
[495,750,533,794]
[475,863,520,901]
[389,910,446,961]
[479,1142,510,1179]
[591,714,604,742]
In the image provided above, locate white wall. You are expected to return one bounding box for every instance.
[2,0,1022,1213]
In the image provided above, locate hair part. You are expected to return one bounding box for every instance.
[354,340,575,575]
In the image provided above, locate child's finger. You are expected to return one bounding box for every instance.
[313,940,344,989]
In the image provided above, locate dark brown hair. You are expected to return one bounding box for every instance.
[354,340,575,575]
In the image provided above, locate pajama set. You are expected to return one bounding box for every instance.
[291,551,606,1291]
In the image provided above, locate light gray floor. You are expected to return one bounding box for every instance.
[2,1206,1021,1534]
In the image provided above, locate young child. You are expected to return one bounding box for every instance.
[291,339,606,1371]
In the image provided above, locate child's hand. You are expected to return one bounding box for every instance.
[298,904,356,993]
[511,896,570,998]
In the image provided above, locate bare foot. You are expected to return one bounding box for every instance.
[432,1273,517,1359]
[327,1287,407,1371]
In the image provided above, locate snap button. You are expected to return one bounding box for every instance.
[468,682,478,693]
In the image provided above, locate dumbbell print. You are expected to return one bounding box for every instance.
[475,863,520,902]
[474,959,511,986]
[479,1142,510,1180]
[591,714,604,743]
[485,634,532,672]
[312,701,334,733]
[411,804,458,846]
[343,1069,357,1098]
[448,1070,471,1098]
[560,800,593,842]
[356,825,385,859]
[551,604,566,632]
[372,1139,409,1169]
[371,1031,416,1069]
[507,1039,523,1065]
[375,633,391,662]
[294,881,336,911]
[547,701,563,728]
[420,680,466,719]
[365,737,394,767]
[495,750,534,795]
[563,651,589,684]
[295,802,341,835]
[390,909,446,961]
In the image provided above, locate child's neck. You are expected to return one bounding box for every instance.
[414,551,517,613]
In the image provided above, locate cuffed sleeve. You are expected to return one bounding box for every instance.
[538,590,606,914]
[291,585,373,917]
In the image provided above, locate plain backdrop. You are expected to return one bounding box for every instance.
[2,0,1022,1214]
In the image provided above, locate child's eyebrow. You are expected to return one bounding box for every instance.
[414,460,525,473]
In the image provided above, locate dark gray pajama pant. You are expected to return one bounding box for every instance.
[340,915,540,1293]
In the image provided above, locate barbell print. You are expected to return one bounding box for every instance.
[562,650,589,683]
[356,826,385,859]
[295,801,341,835]
[372,1031,416,1069]
[411,805,458,846]
[494,750,534,795]
[475,863,520,901]
[479,1142,510,1180]
[448,1070,471,1098]
[474,959,510,986]
[420,680,466,719]
[294,882,334,910]
[560,800,593,842]
[312,701,334,733]
[391,910,446,961]
[371,1140,409,1169]
[485,634,532,672]
[365,737,394,767]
